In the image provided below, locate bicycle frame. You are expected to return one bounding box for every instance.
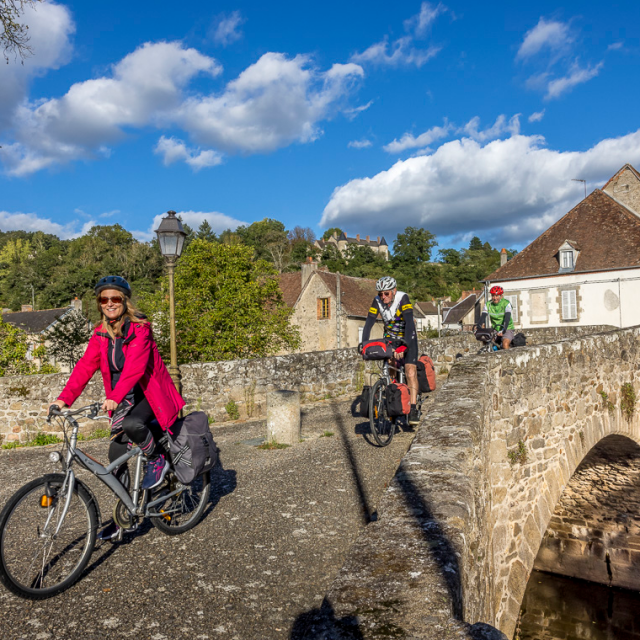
[54,406,185,521]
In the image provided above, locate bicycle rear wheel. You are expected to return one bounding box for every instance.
[369,379,395,447]
[150,471,210,535]
[0,475,98,600]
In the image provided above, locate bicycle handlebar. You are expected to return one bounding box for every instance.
[47,402,102,423]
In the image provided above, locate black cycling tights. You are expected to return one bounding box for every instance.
[108,397,161,488]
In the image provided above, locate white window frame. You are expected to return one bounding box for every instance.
[561,250,574,269]
[358,326,364,343]
[503,294,519,323]
[561,290,577,320]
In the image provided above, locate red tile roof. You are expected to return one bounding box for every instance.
[278,272,304,308]
[484,190,640,282]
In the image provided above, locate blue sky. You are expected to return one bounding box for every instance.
[0,0,639,251]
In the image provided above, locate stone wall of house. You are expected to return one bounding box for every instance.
[533,434,640,590]
[603,165,640,214]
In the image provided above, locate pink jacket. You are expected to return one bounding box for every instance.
[58,321,185,430]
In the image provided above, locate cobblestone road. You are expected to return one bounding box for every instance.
[0,398,428,640]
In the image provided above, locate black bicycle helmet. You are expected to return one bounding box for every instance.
[94,276,132,297]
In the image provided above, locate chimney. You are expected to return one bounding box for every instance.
[366,235,370,242]
[500,248,508,266]
[21,304,33,312]
[71,297,82,312]
[377,236,380,243]
[356,234,360,241]
[301,260,318,286]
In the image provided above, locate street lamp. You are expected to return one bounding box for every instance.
[155,210,187,393]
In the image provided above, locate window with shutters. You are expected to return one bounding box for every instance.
[317,297,330,319]
[503,295,519,323]
[561,290,577,320]
[561,250,574,269]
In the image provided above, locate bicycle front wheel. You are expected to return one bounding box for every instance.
[369,379,395,447]
[0,475,98,600]
[150,471,211,536]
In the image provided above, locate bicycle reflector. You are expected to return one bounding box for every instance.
[40,495,53,508]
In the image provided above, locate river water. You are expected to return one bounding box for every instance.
[517,570,640,639]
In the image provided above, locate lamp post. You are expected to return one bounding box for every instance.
[155,210,187,393]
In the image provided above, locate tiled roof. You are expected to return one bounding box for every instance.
[315,272,379,318]
[442,294,479,325]
[484,190,640,282]
[2,307,70,334]
[278,272,304,308]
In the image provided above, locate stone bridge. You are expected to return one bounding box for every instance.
[302,326,640,639]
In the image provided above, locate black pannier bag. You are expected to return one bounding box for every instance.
[358,385,371,418]
[386,382,411,418]
[512,332,527,347]
[361,339,395,361]
[474,328,497,343]
[162,411,218,484]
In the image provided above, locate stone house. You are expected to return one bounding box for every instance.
[483,164,640,330]
[414,300,452,332]
[279,262,384,353]
[315,232,389,260]
[2,299,87,371]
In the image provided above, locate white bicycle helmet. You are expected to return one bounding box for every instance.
[376,276,397,292]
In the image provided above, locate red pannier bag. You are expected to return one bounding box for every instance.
[386,382,411,417]
[361,339,395,361]
[416,354,436,393]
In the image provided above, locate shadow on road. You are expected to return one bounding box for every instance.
[290,598,364,640]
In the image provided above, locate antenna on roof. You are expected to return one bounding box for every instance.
[571,178,586,199]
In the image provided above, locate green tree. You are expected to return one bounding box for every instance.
[46,310,92,370]
[142,239,300,363]
[392,227,437,269]
[196,220,218,243]
[0,319,56,376]
[322,228,343,241]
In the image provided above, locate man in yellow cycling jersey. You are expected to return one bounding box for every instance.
[361,276,420,425]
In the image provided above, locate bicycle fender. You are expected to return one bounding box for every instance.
[41,473,102,529]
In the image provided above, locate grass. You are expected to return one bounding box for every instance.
[320,431,334,437]
[257,441,290,450]
[2,433,63,449]
[621,382,636,422]
[599,390,615,413]
[507,440,528,466]
[225,399,240,420]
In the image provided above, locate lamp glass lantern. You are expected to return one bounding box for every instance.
[155,210,187,260]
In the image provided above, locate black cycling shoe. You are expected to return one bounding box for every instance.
[97,521,121,541]
[408,407,421,426]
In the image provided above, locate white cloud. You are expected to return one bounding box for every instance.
[100,209,120,218]
[545,61,603,100]
[154,136,223,170]
[320,129,640,247]
[211,11,244,47]
[404,2,446,37]
[348,139,373,149]
[351,3,444,68]
[1,45,363,175]
[1,41,221,176]
[176,54,363,153]
[133,210,248,242]
[460,114,521,142]
[607,42,623,51]
[384,121,452,153]
[0,2,75,128]
[344,100,374,120]
[0,210,94,239]
[528,110,545,122]
[517,18,571,60]
[351,36,440,68]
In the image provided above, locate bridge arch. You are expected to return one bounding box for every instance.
[485,328,640,636]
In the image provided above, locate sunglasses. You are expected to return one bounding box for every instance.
[99,296,124,305]
[380,290,394,297]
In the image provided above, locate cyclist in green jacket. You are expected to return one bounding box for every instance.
[478,285,514,349]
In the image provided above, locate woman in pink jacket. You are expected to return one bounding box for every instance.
[50,276,185,539]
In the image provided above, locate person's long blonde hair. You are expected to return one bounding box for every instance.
[95,295,148,339]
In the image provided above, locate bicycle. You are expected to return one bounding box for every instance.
[0,403,211,600]
[474,327,503,354]
[368,356,422,447]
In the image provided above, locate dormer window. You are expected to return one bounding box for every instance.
[560,250,574,269]
[557,240,578,273]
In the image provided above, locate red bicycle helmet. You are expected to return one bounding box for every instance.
[489,285,503,295]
